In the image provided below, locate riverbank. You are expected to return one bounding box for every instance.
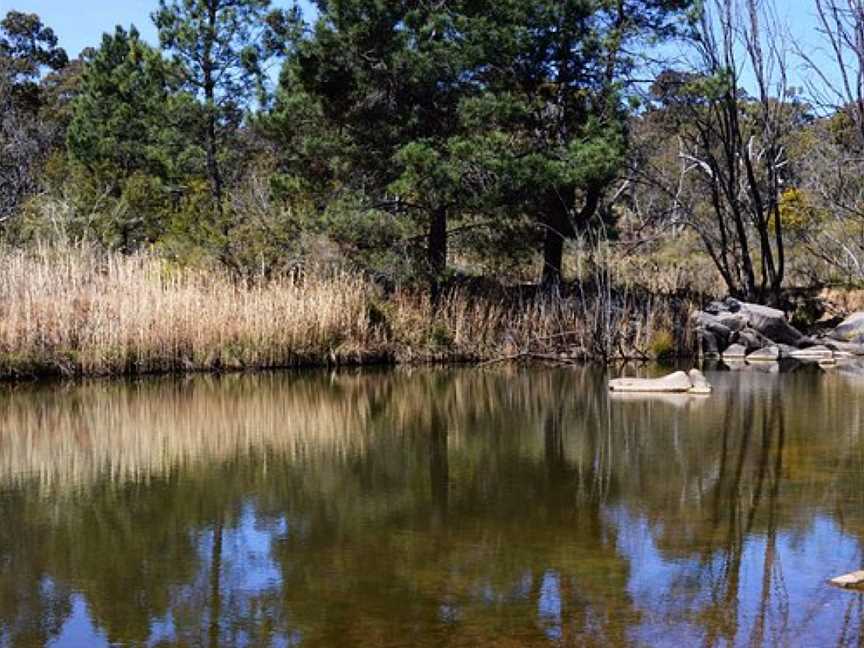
[0,244,697,378]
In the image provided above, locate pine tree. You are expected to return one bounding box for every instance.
[152,0,296,212]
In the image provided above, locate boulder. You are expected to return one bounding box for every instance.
[747,345,780,362]
[734,327,772,353]
[715,312,749,332]
[608,371,694,393]
[688,369,712,394]
[737,301,805,346]
[695,297,806,355]
[697,328,720,357]
[829,312,864,342]
[692,312,732,349]
[830,571,864,589]
[722,343,748,360]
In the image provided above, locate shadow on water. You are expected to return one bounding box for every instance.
[0,367,863,646]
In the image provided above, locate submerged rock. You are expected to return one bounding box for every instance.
[609,371,693,393]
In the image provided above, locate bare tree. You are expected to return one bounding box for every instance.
[631,0,798,304]
[792,0,864,282]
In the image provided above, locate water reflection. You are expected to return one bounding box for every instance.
[0,368,863,646]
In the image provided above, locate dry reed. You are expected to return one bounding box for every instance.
[0,243,696,378]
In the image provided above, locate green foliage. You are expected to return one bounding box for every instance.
[67,26,195,181]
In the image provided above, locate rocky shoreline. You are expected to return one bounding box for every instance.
[693,297,864,370]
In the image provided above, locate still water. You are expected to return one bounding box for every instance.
[0,367,863,647]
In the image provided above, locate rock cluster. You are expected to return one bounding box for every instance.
[694,297,864,367]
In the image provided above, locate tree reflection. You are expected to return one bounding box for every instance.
[0,368,862,646]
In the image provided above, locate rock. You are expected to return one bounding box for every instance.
[815,338,864,355]
[734,327,772,353]
[722,343,748,360]
[688,369,712,394]
[693,312,731,349]
[830,571,864,589]
[698,298,805,347]
[789,345,834,362]
[697,328,720,357]
[747,345,780,362]
[608,371,694,393]
[715,312,749,332]
[738,301,805,346]
[778,343,799,357]
[829,312,864,342]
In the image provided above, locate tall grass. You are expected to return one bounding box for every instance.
[0,243,696,378]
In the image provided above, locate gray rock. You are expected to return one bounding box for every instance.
[747,345,780,362]
[734,327,772,353]
[696,298,805,348]
[815,338,864,355]
[697,328,720,357]
[789,345,834,362]
[829,311,864,341]
[738,302,805,346]
[715,312,749,332]
[608,371,693,393]
[722,343,748,360]
[692,312,731,348]
[777,343,799,357]
[688,369,712,394]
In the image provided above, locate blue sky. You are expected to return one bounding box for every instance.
[1,0,316,58]
[0,0,836,97]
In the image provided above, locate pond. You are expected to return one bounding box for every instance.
[0,367,863,647]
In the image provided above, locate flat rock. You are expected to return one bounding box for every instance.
[747,345,780,362]
[817,338,864,355]
[830,571,864,589]
[790,345,834,362]
[722,343,748,360]
[688,369,712,394]
[829,312,864,342]
[608,371,693,393]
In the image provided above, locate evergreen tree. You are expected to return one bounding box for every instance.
[68,26,187,180]
[269,0,488,297]
[66,26,201,249]
[152,0,298,212]
[459,0,696,286]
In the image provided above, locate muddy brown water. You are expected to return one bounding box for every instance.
[0,367,863,647]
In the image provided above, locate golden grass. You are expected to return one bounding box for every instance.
[0,243,696,377]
